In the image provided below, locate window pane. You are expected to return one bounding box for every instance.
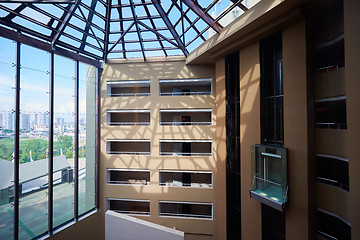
[53,55,75,228]
[78,63,96,216]
[0,36,15,240]
[19,45,49,239]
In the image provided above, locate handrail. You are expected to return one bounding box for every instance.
[316,123,347,129]
[110,93,150,97]
[160,152,211,156]
[108,151,151,155]
[160,91,211,96]
[108,180,150,185]
[159,182,212,188]
[108,122,150,126]
[112,210,150,215]
[318,230,338,240]
[159,212,211,219]
[317,177,349,191]
[160,122,211,126]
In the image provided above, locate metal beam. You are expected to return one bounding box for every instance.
[79,0,97,51]
[137,21,181,49]
[141,0,167,57]
[108,21,135,53]
[3,3,26,21]
[74,60,79,221]
[230,0,248,12]
[116,0,126,58]
[181,0,222,33]
[103,0,111,60]
[13,39,21,240]
[151,0,188,56]
[48,51,54,236]
[51,0,81,47]
[0,0,75,2]
[78,5,103,52]
[0,25,101,67]
[129,0,146,61]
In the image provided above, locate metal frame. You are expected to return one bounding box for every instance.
[0,0,251,62]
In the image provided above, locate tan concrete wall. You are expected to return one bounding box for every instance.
[239,43,262,240]
[283,20,313,240]
[315,129,348,158]
[101,61,217,238]
[48,212,104,240]
[344,0,360,239]
[316,183,349,221]
[215,58,227,240]
[314,68,346,99]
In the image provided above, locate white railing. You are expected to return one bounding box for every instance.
[160,91,211,96]
[160,152,211,156]
[160,122,211,126]
[108,122,150,126]
[159,182,212,188]
[108,180,150,185]
[317,177,349,191]
[112,210,150,215]
[110,93,150,97]
[316,123,347,129]
[108,151,150,155]
[318,231,338,240]
[159,212,212,219]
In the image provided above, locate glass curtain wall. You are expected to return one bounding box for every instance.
[0,36,15,240]
[53,55,75,228]
[78,63,96,215]
[0,37,98,239]
[19,45,49,239]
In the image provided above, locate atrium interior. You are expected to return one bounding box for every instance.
[0,0,359,239]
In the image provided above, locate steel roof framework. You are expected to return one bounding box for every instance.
[0,0,252,62]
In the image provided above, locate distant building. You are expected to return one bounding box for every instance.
[5,112,14,130]
[0,113,3,128]
[56,117,64,124]
[21,114,30,130]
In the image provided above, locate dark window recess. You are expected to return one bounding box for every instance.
[315,37,344,71]
[225,51,241,240]
[182,116,191,123]
[262,204,286,240]
[315,98,347,129]
[260,32,284,147]
[317,156,349,191]
[318,210,351,240]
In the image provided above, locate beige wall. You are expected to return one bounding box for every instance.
[283,20,315,240]
[215,58,227,240]
[344,0,360,239]
[48,212,104,240]
[101,61,217,239]
[239,43,262,240]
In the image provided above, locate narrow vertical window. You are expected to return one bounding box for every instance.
[260,32,284,146]
[225,51,241,240]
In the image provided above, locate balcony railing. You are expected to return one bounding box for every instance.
[317,177,349,191]
[160,121,211,126]
[316,123,347,129]
[318,231,338,240]
[108,180,150,185]
[160,91,211,96]
[107,151,150,155]
[109,93,150,97]
[159,212,212,219]
[159,152,211,156]
[108,122,150,126]
[159,182,212,188]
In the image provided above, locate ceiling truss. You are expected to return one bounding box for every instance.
[0,0,253,62]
